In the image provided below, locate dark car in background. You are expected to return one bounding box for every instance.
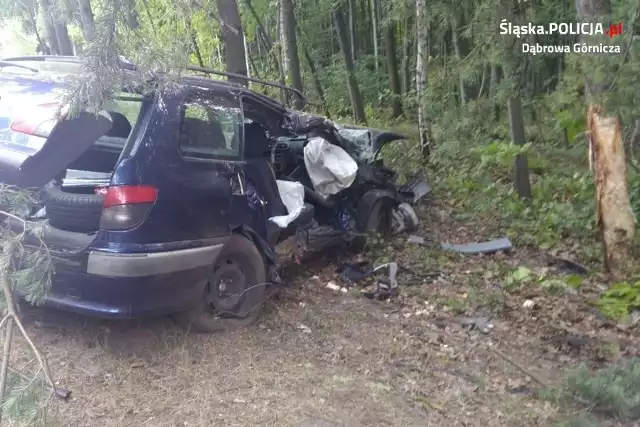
[0,56,423,332]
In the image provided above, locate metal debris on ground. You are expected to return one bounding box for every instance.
[336,261,373,283]
[398,170,431,203]
[407,235,513,255]
[362,262,399,300]
[450,316,494,334]
[546,256,589,275]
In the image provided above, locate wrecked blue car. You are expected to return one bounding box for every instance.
[0,56,425,332]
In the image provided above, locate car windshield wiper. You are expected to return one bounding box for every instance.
[0,61,39,72]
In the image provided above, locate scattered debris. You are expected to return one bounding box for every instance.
[326,282,347,293]
[440,237,513,254]
[362,262,399,300]
[451,316,494,334]
[522,299,536,309]
[398,171,431,203]
[407,235,431,246]
[336,261,373,283]
[547,256,589,275]
[509,385,536,397]
[407,235,513,254]
[297,324,312,333]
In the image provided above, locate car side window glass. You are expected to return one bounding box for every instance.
[178,97,242,160]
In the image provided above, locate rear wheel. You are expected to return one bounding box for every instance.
[175,234,267,333]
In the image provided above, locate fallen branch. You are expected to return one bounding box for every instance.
[488,346,548,387]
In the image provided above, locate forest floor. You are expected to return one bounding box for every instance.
[11,196,640,427]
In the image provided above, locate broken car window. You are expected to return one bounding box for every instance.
[178,98,242,160]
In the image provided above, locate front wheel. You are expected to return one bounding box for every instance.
[175,234,267,333]
[349,199,393,253]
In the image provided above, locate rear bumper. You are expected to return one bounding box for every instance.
[40,243,225,318]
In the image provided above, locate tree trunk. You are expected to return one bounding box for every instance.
[415,0,432,158]
[216,0,248,85]
[244,0,287,104]
[332,5,366,124]
[384,21,402,118]
[187,19,205,67]
[53,22,74,55]
[243,31,252,83]
[588,107,637,278]
[576,0,635,278]
[123,0,140,29]
[281,0,304,109]
[278,0,289,76]
[451,16,465,105]
[348,0,357,60]
[77,0,95,41]
[39,0,59,54]
[370,0,378,70]
[298,26,330,117]
[401,16,413,94]
[507,97,532,201]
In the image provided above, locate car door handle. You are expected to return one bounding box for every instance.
[230,173,245,195]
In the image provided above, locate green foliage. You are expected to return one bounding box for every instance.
[597,280,640,319]
[564,358,640,420]
[1,372,48,427]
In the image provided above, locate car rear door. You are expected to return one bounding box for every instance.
[169,89,247,239]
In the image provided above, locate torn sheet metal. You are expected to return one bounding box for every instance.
[398,171,431,203]
[440,238,512,254]
[408,235,513,254]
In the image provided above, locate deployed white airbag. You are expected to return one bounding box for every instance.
[303,137,358,197]
[269,180,305,228]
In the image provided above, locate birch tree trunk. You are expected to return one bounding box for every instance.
[370,0,378,70]
[278,0,289,76]
[415,0,432,158]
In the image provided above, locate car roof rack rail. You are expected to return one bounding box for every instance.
[1,56,306,106]
[0,55,138,71]
[186,65,306,107]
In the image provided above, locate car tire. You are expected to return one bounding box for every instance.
[175,234,267,333]
[44,185,104,232]
[349,199,392,253]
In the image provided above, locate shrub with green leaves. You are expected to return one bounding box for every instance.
[597,281,640,320]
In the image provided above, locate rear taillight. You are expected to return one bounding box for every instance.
[99,185,158,230]
[9,103,64,138]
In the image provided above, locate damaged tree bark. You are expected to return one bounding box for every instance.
[587,107,637,278]
[576,0,636,279]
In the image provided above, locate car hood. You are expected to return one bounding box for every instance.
[0,74,113,189]
[282,110,406,163]
[334,124,406,163]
